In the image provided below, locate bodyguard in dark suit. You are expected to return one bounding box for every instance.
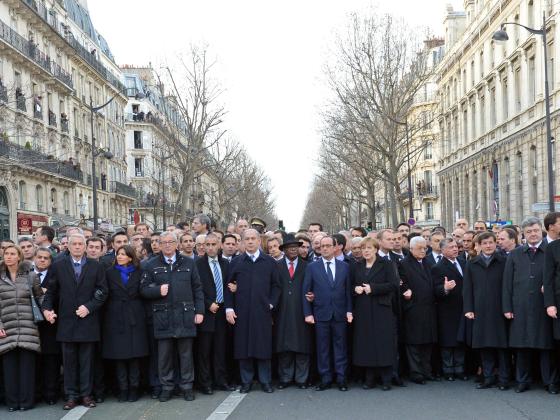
[225,229,282,394]
[431,238,467,380]
[274,235,312,389]
[302,235,353,391]
[195,233,233,394]
[140,231,205,402]
[463,232,509,390]
[398,236,437,384]
[34,247,61,405]
[42,234,108,410]
[503,217,558,393]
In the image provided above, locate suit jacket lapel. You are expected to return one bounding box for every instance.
[443,258,462,279]
[77,260,90,285]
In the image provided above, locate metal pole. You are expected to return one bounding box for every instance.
[405,121,414,219]
[542,12,555,212]
[90,97,98,232]
[162,156,167,230]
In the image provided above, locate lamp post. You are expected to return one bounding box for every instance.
[493,12,555,212]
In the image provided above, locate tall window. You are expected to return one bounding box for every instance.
[18,181,26,209]
[528,0,534,28]
[514,66,521,112]
[471,101,476,139]
[530,146,538,206]
[51,188,57,213]
[503,158,510,218]
[479,94,486,133]
[425,202,434,220]
[134,158,143,177]
[501,75,508,121]
[479,49,484,79]
[471,60,475,87]
[424,143,432,160]
[36,185,43,211]
[517,153,523,218]
[490,86,497,126]
[548,42,555,88]
[528,56,536,104]
[463,108,468,145]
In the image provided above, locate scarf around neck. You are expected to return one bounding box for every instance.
[115,264,135,286]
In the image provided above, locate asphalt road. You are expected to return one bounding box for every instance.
[6,380,560,420]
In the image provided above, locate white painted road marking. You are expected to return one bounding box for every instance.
[60,406,89,420]
[206,391,248,420]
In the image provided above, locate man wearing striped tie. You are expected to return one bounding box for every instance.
[195,233,235,394]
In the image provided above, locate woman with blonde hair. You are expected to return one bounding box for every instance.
[0,244,43,411]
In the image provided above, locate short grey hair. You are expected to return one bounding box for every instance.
[521,216,542,230]
[242,228,260,240]
[159,231,178,242]
[440,238,456,250]
[194,213,211,229]
[35,246,53,259]
[409,236,426,249]
[195,234,207,244]
[68,233,86,245]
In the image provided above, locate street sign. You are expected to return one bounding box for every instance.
[408,218,416,225]
[555,195,560,202]
[531,202,560,212]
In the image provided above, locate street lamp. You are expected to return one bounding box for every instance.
[492,12,555,212]
[90,91,144,231]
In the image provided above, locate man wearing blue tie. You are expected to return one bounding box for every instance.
[303,235,353,391]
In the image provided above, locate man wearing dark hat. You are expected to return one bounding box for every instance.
[274,234,312,389]
[250,217,267,234]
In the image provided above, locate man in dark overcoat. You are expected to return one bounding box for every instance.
[274,234,311,389]
[503,216,558,393]
[225,229,282,394]
[431,238,467,381]
[42,233,108,410]
[140,231,205,402]
[463,231,509,389]
[195,233,234,394]
[397,236,437,384]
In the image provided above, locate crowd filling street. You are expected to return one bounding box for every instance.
[1,214,560,415]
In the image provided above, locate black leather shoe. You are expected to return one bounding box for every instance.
[426,375,441,382]
[477,381,495,389]
[118,390,128,402]
[159,390,172,402]
[337,382,348,391]
[315,382,331,391]
[215,384,236,391]
[546,384,559,395]
[94,394,104,404]
[445,375,455,381]
[411,377,426,385]
[515,383,530,393]
[46,400,57,405]
[151,387,161,399]
[362,382,375,390]
[261,383,274,393]
[200,387,213,395]
[382,384,392,391]
[459,375,469,381]
[128,388,139,402]
[498,383,510,391]
[184,390,195,401]
[8,407,17,412]
[277,382,290,390]
[296,383,308,389]
[392,377,406,387]
[240,383,252,394]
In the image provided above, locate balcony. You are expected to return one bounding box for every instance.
[16,93,26,112]
[136,194,183,212]
[125,112,178,142]
[48,110,57,127]
[417,184,438,198]
[61,118,69,133]
[111,181,136,199]
[0,140,83,182]
[0,85,7,103]
[0,17,73,89]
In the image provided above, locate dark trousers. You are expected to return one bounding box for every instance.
[441,346,466,375]
[61,342,95,400]
[115,359,141,390]
[2,348,36,409]
[406,344,433,380]
[92,342,105,397]
[147,323,160,388]
[365,366,392,385]
[196,314,228,388]
[239,358,271,384]
[479,348,510,384]
[516,348,558,385]
[277,352,310,384]
[158,338,194,391]
[315,320,347,384]
[37,354,61,401]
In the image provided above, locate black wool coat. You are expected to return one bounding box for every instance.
[431,257,468,347]
[544,239,560,339]
[224,252,282,360]
[503,243,553,349]
[42,256,108,342]
[398,256,437,345]
[102,267,149,359]
[195,255,229,333]
[140,252,204,340]
[352,258,398,367]
[463,254,508,349]
[38,269,60,355]
[273,257,312,354]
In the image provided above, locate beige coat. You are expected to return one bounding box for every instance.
[0,261,43,355]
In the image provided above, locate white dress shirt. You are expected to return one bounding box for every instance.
[246,249,260,261]
[285,257,298,271]
[322,257,336,280]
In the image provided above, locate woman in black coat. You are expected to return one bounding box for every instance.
[463,232,509,389]
[352,237,398,390]
[102,246,148,402]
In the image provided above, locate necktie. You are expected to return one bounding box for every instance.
[74,262,80,267]
[288,261,295,278]
[326,261,334,284]
[211,259,224,303]
[37,272,43,283]
[530,247,537,256]
[436,255,441,263]
[167,258,173,265]
[251,254,255,262]
[454,261,463,276]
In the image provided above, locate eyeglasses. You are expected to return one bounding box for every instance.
[160,241,177,246]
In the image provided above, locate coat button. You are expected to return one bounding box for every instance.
[288,291,292,295]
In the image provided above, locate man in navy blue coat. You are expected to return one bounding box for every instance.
[302,235,353,391]
[225,229,282,394]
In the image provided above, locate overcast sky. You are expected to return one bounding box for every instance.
[89,0,462,231]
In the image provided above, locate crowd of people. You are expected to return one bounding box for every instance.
[1,212,560,412]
